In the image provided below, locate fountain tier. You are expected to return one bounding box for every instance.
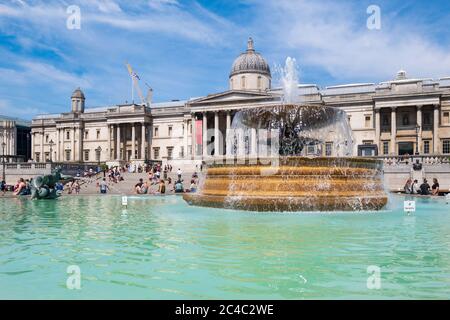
[183,157,388,212]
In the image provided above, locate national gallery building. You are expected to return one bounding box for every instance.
[31,38,450,166]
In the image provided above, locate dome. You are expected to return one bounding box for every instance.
[230,38,271,78]
[71,87,85,99]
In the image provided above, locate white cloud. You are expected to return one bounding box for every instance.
[254,0,450,82]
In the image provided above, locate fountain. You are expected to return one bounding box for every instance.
[183,58,388,212]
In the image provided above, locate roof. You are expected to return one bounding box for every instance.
[0,114,31,127]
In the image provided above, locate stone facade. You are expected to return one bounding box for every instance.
[0,116,31,161]
[31,39,450,166]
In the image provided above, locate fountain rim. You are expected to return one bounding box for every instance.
[202,156,384,169]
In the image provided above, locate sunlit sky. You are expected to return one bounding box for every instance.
[1,0,450,119]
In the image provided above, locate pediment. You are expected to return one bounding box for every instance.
[190,90,272,105]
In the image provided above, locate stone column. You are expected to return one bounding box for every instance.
[202,112,208,157]
[55,128,59,162]
[183,119,188,159]
[192,114,197,158]
[416,105,422,154]
[251,127,257,157]
[106,124,111,160]
[71,128,76,161]
[131,123,136,160]
[433,104,440,154]
[116,125,121,160]
[226,111,231,156]
[214,111,220,157]
[390,107,397,155]
[31,132,35,159]
[374,109,380,153]
[141,122,146,160]
[40,132,44,161]
[147,124,152,159]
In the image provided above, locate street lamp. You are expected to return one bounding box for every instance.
[2,142,6,182]
[415,125,421,155]
[49,139,54,162]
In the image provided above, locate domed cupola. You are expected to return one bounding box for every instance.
[229,37,271,92]
[71,87,85,113]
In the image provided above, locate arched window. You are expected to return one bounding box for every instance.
[241,76,246,89]
[230,79,233,90]
[257,76,262,89]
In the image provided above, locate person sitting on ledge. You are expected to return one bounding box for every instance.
[158,179,166,194]
[404,178,413,194]
[135,178,144,194]
[419,179,431,195]
[140,181,149,194]
[1,180,6,195]
[13,178,27,196]
[174,180,184,193]
[412,179,420,194]
[190,179,197,193]
[431,178,440,196]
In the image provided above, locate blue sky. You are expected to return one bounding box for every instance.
[1,0,450,119]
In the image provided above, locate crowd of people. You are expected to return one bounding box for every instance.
[404,178,440,196]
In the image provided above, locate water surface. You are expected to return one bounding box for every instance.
[0,195,449,299]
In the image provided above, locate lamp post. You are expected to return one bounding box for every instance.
[2,142,6,182]
[49,139,54,163]
[415,125,420,155]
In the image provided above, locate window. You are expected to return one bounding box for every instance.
[307,145,316,155]
[96,130,100,140]
[257,76,262,89]
[65,150,71,161]
[84,130,89,139]
[402,114,409,126]
[167,146,174,159]
[444,112,449,124]
[241,76,246,89]
[168,126,173,137]
[45,152,50,162]
[153,147,160,159]
[365,115,371,128]
[66,131,70,140]
[443,140,450,154]
[154,127,159,137]
[423,140,430,154]
[423,113,431,125]
[84,150,89,161]
[325,142,333,156]
[382,141,389,155]
[95,148,101,161]
[35,152,40,163]
[382,114,389,126]
[230,79,233,90]
[180,146,184,158]
[45,135,49,143]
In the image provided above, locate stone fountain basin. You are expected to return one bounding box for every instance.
[183,157,388,212]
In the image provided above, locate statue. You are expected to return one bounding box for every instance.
[30,167,72,200]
